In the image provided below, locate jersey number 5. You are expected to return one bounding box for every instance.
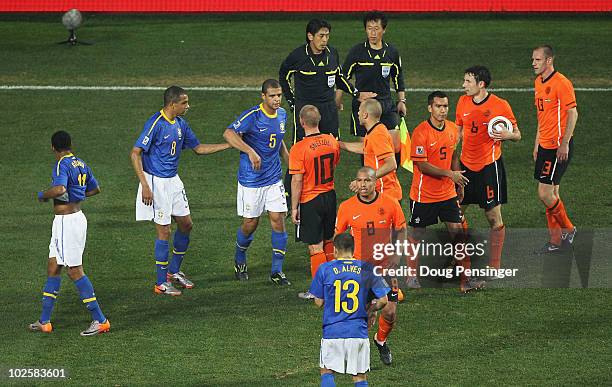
[333,279,360,313]
[269,134,277,148]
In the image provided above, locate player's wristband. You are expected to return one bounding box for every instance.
[399,99,406,103]
[37,191,44,200]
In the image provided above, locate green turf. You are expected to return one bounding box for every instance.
[1,13,611,386]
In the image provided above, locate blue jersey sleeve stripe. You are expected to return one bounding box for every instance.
[145,114,164,138]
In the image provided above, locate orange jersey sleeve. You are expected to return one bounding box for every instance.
[289,134,340,203]
[364,124,403,200]
[410,120,458,203]
[457,94,516,172]
[535,71,577,149]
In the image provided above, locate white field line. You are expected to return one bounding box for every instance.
[1,85,611,92]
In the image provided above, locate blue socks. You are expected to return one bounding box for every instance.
[321,373,336,387]
[271,230,288,274]
[234,227,254,265]
[169,230,190,274]
[40,276,61,323]
[74,275,106,323]
[155,239,169,285]
[355,381,368,386]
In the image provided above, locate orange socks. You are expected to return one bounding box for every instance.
[547,199,574,242]
[310,251,327,278]
[545,207,562,245]
[323,240,334,262]
[489,225,505,269]
[376,314,395,343]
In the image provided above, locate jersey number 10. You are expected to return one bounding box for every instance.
[314,153,335,186]
[333,279,360,313]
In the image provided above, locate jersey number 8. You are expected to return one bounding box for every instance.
[333,279,360,313]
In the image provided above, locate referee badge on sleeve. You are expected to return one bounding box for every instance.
[416,146,424,155]
[381,65,390,78]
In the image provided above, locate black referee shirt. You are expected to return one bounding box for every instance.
[343,41,405,100]
[279,44,355,104]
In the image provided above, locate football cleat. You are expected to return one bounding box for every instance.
[534,242,562,254]
[298,291,315,300]
[562,227,577,245]
[80,319,111,336]
[460,277,486,293]
[168,271,194,289]
[405,277,422,289]
[28,320,53,333]
[234,263,249,281]
[154,282,182,296]
[270,271,291,286]
[374,336,393,365]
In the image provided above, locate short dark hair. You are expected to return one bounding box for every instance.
[333,233,355,255]
[306,18,331,42]
[464,65,492,88]
[428,91,448,105]
[164,86,187,107]
[52,130,71,151]
[261,79,281,94]
[299,105,321,127]
[534,44,554,58]
[363,11,387,29]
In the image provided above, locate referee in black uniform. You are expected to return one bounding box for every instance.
[339,12,406,137]
[280,18,365,144]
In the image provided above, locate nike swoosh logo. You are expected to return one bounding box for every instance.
[430,142,437,147]
[164,135,171,139]
[352,215,361,220]
[539,175,548,179]
[463,113,470,116]
[259,128,267,132]
[486,199,494,204]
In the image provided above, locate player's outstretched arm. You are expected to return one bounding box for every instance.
[37,185,67,202]
[339,139,365,154]
[192,143,231,155]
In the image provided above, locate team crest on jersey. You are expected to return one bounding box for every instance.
[416,146,424,155]
[177,127,182,139]
[280,121,285,133]
[327,75,335,88]
[545,86,551,94]
[483,110,491,117]
[378,207,385,215]
[381,65,390,78]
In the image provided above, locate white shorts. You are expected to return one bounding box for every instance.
[136,172,190,226]
[237,180,287,218]
[319,338,370,375]
[48,211,87,267]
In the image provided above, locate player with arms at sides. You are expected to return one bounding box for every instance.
[30,131,110,336]
[223,79,291,285]
[405,91,482,292]
[309,233,389,387]
[531,45,578,253]
[289,105,340,299]
[335,167,406,366]
[454,66,521,272]
[340,99,402,203]
[338,11,405,142]
[131,86,230,296]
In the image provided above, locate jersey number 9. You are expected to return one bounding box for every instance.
[333,279,360,313]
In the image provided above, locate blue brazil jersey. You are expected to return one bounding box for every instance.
[135,110,201,178]
[228,104,287,188]
[51,153,98,203]
[309,259,389,339]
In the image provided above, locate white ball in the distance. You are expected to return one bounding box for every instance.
[62,9,83,30]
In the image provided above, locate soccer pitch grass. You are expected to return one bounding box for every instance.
[1,13,611,386]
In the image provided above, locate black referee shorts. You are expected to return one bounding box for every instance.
[534,138,574,185]
[460,157,508,210]
[350,97,399,137]
[295,190,337,245]
[292,100,339,144]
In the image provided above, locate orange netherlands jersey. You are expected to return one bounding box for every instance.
[410,119,459,203]
[534,71,577,149]
[289,133,340,203]
[455,94,517,172]
[335,192,406,260]
[363,122,402,200]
